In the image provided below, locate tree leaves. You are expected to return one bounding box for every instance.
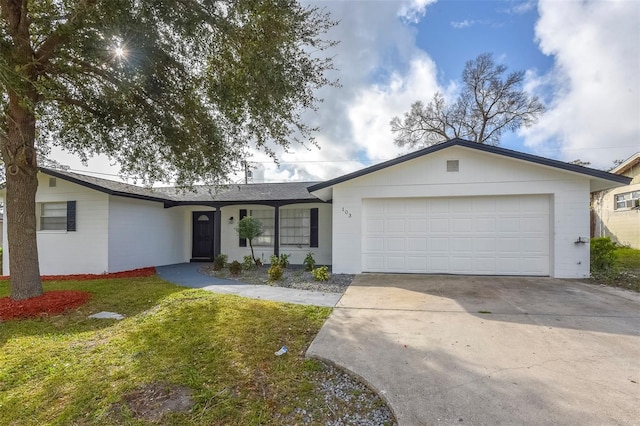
[1,0,337,185]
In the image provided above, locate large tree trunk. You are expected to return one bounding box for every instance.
[0,0,44,300]
[2,99,42,300]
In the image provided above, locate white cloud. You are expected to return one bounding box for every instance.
[502,0,536,15]
[251,0,443,181]
[347,54,441,161]
[522,0,640,169]
[451,19,474,29]
[398,0,437,23]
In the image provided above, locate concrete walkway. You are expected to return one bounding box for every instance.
[156,263,342,307]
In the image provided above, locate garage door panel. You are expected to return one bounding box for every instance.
[474,217,496,232]
[365,218,384,233]
[386,238,406,252]
[363,255,384,271]
[496,257,522,274]
[362,196,550,276]
[520,257,547,274]
[364,237,384,251]
[522,237,547,253]
[407,238,427,251]
[429,218,450,232]
[430,237,450,251]
[474,258,496,273]
[497,238,521,252]
[407,256,428,271]
[386,256,406,271]
[387,220,406,234]
[521,217,547,232]
[388,202,407,215]
[452,218,473,232]
[497,218,521,232]
[450,257,474,273]
[474,237,496,253]
[450,237,473,251]
[407,218,428,233]
[428,256,449,270]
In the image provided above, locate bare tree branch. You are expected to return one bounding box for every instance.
[391,53,545,149]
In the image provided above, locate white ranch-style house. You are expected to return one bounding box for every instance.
[1,139,630,278]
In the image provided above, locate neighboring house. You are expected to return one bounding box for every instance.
[591,153,640,248]
[0,139,629,278]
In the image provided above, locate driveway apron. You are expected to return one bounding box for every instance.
[307,274,640,425]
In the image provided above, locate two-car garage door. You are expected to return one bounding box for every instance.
[362,195,550,276]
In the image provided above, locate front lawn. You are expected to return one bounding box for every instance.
[0,277,393,425]
[615,246,640,270]
[590,240,640,292]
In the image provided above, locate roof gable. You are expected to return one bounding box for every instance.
[610,152,640,177]
[308,139,631,197]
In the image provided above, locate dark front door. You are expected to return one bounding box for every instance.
[192,211,214,261]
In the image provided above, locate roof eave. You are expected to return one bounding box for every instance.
[307,139,632,192]
[39,168,173,204]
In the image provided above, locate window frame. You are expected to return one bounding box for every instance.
[249,209,275,246]
[39,201,68,231]
[279,208,311,247]
[614,190,640,210]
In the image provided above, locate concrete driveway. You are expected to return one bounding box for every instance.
[307,275,640,425]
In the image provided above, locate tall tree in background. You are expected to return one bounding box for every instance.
[0,0,337,300]
[391,53,544,149]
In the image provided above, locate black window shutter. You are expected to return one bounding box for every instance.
[310,208,319,248]
[239,209,247,247]
[67,201,76,231]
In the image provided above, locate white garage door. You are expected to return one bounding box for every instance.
[362,195,550,275]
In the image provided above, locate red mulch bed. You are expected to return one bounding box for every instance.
[0,267,156,321]
[0,290,91,321]
[0,266,156,281]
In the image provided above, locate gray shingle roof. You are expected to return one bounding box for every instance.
[155,182,320,203]
[40,168,322,205]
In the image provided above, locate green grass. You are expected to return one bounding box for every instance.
[591,246,640,292]
[615,246,640,270]
[0,277,337,425]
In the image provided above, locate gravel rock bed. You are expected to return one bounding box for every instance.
[289,362,397,425]
[200,265,354,294]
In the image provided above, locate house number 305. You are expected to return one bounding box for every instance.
[342,207,352,218]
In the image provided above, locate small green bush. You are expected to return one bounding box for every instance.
[311,266,329,282]
[268,264,283,281]
[304,252,316,272]
[270,254,280,267]
[229,260,242,276]
[590,237,617,272]
[279,253,290,268]
[242,255,254,270]
[213,254,228,271]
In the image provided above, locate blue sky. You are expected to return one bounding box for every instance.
[53,0,640,183]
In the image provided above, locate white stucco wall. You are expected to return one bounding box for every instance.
[328,146,592,278]
[219,203,332,266]
[107,196,187,272]
[2,173,110,275]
